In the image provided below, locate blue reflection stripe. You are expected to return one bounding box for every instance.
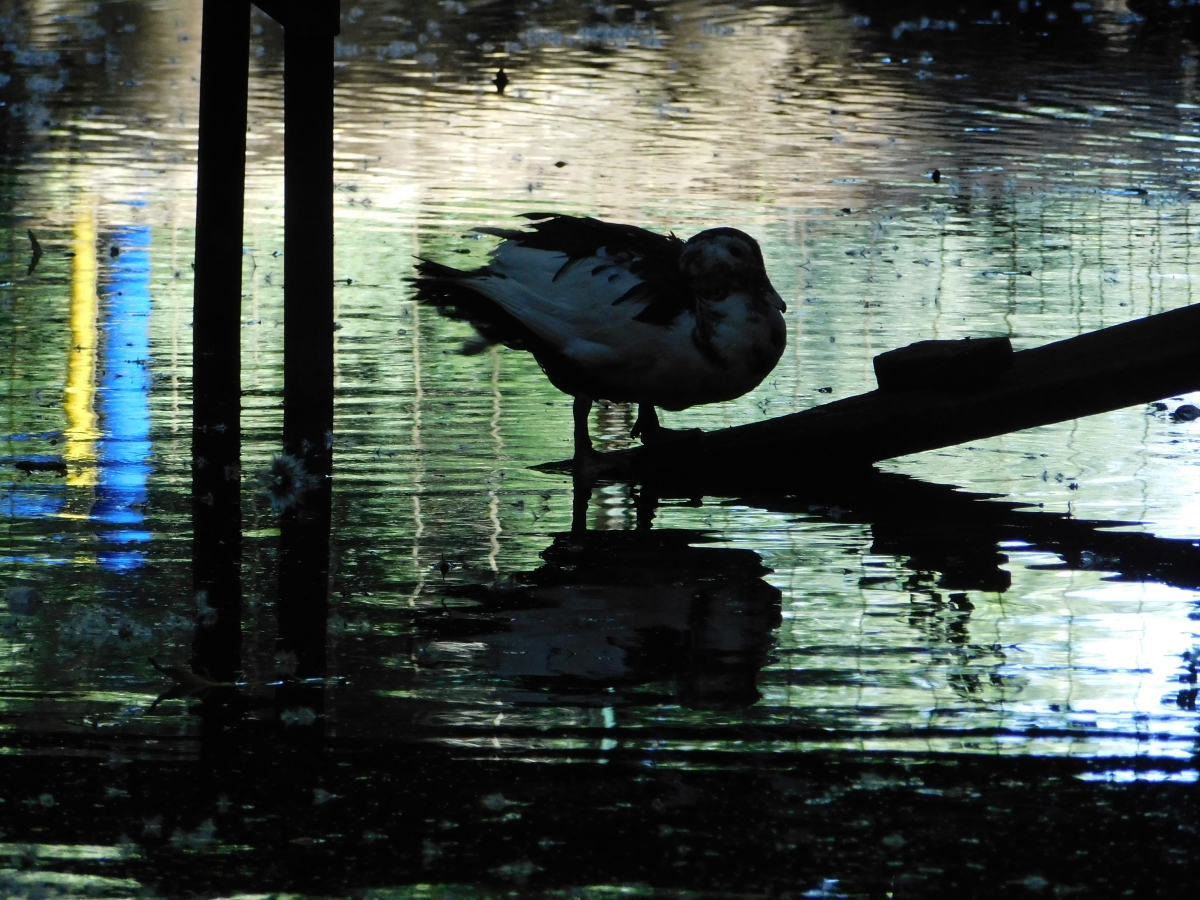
[93,225,152,571]
[0,487,64,518]
[98,530,153,543]
[98,551,145,573]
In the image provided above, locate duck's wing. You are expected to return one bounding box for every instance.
[414,216,697,357]
[480,214,694,325]
[412,257,551,355]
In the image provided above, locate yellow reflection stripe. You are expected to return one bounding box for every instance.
[64,210,99,488]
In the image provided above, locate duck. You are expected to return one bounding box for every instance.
[413,213,787,462]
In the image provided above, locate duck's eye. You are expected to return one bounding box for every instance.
[729,245,744,259]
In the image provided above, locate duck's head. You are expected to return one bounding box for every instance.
[680,227,786,313]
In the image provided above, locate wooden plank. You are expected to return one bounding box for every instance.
[873,336,1012,391]
[583,301,1200,486]
[192,0,251,682]
[278,0,339,691]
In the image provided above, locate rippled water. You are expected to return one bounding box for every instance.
[1,0,1199,894]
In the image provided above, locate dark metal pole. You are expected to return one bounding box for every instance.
[278,0,339,688]
[192,0,250,684]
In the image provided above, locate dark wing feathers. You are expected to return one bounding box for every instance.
[413,214,696,348]
[412,258,544,353]
[616,243,693,325]
[505,214,695,323]
[512,213,683,263]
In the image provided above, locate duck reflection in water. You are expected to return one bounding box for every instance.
[419,525,782,710]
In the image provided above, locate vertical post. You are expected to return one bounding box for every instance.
[278,0,339,690]
[192,0,250,683]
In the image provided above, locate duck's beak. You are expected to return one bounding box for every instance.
[765,287,786,313]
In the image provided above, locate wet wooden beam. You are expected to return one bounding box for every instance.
[281,3,337,470]
[192,0,251,683]
[254,0,340,31]
[278,0,339,690]
[591,301,1200,487]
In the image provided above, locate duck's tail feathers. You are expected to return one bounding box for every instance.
[472,213,568,242]
[411,258,544,355]
[473,225,528,241]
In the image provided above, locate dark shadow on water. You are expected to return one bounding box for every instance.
[411,466,1200,736]
[422,527,782,711]
[4,469,1199,895]
[571,460,1200,595]
[731,468,1200,595]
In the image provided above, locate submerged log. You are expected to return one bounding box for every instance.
[581,301,1200,486]
[737,470,1200,594]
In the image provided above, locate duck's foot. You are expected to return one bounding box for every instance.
[571,446,609,480]
[631,404,701,448]
[638,425,702,448]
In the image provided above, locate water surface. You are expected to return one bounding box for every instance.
[0,0,1198,895]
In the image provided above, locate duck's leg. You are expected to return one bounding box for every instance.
[632,403,701,447]
[572,395,596,462]
[571,395,603,503]
[630,403,659,441]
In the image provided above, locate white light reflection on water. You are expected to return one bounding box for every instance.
[1076,767,1199,782]
[0,0,1194,764]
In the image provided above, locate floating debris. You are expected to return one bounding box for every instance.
[13,458,67,475]
[194,590,218,627]
[521,24,663,50]
[148,657,235,709]
[378,40,418,60]
[118,834,139,860]
[60,607,152,648]
[4,585,43,615]
[481,792,509,811]
[26,229,41,275]
[257,452,317,512]
[491,858,540,885]
[494,67,508,93]
[280,706,318,727]
[170,819,217,851]
[422,838,443,866]
[274,649,299,675]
